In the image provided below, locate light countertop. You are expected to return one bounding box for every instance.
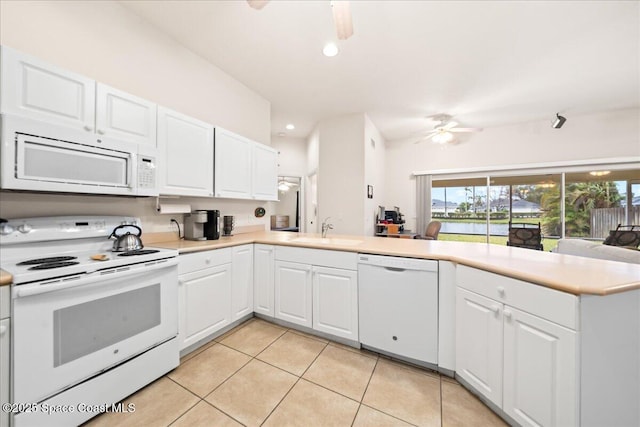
[150,231,640,296]
[0,269,12,286]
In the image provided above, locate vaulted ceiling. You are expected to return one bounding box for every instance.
[120,1,639,141]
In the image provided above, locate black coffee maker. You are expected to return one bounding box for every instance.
[203,210,221,240]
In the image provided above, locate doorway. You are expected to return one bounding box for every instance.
[271,176,303,232]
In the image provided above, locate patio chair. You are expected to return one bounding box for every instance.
[603,224,640,248]
[507,222,543,251]
[415,220,442,240]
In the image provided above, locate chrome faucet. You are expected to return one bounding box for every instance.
[321,217,333,238]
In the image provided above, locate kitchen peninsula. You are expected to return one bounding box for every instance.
[151,230,639,427]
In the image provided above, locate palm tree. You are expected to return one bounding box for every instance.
[541,181,621,238]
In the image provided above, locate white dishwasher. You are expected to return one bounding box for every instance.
[358,254,438,365]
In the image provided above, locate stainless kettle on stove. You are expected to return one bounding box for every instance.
[109,224,144,252]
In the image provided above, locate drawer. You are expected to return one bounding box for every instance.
[275,246,357,270]
[457,266,578,330]
[179,248,232,275]
[0,286,9,320]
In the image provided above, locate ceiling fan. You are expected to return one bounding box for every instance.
[416,114,483,145]
[247,0,354,40]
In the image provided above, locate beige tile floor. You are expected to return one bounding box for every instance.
[86,318,507,427]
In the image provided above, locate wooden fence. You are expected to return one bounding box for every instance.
[590,207,640,238]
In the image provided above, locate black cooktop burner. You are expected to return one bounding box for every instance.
[118,249,160,257]
[18,256,78,266]
[28,261,81,270]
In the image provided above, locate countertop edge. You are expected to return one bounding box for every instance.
[0,269,13,286]
[148,232,640,297]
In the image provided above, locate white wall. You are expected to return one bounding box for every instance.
[317,114,366,235]
[364,115,386,234]
[305,128,320,232]
[272,136,307,177]
[384,108,640,231]
[0,1,272,233]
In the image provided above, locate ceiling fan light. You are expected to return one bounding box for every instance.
[432,131,454,144]
[323,43,339,57]
[331,1,354,40]
[247,0,269,10]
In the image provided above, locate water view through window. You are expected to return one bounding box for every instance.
[430,169,639,251]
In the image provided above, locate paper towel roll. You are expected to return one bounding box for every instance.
[157,203,191,214]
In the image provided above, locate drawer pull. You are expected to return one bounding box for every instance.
[504,310,513,319]
[490,305,500,314]
[497,286,505,296]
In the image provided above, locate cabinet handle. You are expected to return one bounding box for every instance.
[97,129,106,135]
[83,125,93,132]
[503,310,512,319]
[497,286,505,296]
[490,305,500,314]
[205,258,212,264]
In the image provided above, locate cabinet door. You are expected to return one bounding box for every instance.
[95,83,157,146]
[0,319,9,427]
[214,128,252,199]
[252,143,278,201]
[312,267,358,341]
[274,261,312,328]
[503,307,577,427]
[157,107,214,196]
[455,288,503,406]
[1,46,95,131]
[254,244,275,317]
[232,245,254,321]
[178,264,232,350]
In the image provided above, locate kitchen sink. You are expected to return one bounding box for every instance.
[291,237,363,246]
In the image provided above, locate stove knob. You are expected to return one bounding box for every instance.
[18,224,32,234]
[0,223,14,235]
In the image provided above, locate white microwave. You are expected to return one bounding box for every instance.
[0,114,157,196]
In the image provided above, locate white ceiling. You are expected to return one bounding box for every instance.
[120,0,639,141]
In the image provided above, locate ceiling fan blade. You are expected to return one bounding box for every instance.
[247,0,269,10]
[449,127,483,133]
[331,1,354,40]
[442,121,458,130]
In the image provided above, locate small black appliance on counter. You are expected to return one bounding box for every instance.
[204,210,221,240]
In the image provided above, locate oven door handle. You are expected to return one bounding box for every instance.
[14,258,178,298]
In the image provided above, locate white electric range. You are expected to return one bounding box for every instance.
[0,216,179,426]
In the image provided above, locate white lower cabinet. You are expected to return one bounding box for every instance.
[312,266,358,341]
[455,288,503,404]
[231,245,254,321]
[455,266,577,427]
[0,285,9,427]
[254,244,275,317]
[503,307,577,427]
[273,247,358,340]
[178,249,232,351]
[274,260,313,328]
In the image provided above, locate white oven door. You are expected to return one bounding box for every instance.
[12,259,178,404]
[12,133,137,195]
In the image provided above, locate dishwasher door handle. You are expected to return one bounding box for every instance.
[383,266,406,272]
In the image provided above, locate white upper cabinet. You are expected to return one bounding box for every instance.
[95,83,156,146]
[157,107,214,197]
[214,127,278,201]
[1,46,95,130]
[214,128,253,199]
[1,47,156,147]
[252,143,278,201]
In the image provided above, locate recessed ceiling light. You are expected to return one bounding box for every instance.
[285,124,295,130]
[589,170,611,177]
[323,43,339,57]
